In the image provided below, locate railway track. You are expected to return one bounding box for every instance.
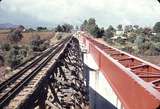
[0,36,72,108]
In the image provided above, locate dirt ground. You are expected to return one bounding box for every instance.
[137,55,160,65]
[0,31,55,44]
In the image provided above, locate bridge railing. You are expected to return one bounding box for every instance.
[81,32,160,109]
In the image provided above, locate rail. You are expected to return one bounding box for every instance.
[0,36,72,108]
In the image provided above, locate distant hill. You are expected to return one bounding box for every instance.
[0,23,18,29]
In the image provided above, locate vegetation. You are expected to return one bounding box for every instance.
[153,22,160,33]
[37,27,47,31]
[7,25,25,44]
[0,25,53,70]
[81,19,160,56]
[55,24,73,33]
[7,45,25,68]
[30,34,49,52]
[80,18,104,38]
[0,19,160,69]
[1,43,11,51]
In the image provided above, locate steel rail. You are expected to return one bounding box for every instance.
[0,40,64,92]
[0,36,72,108]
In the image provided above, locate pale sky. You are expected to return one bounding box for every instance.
[0,0,160,28]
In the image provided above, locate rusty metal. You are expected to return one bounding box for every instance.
[81,32,160,109]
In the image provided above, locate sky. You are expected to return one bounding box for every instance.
[0,0,160,28]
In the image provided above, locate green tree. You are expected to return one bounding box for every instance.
[75,25,79,30]
[30,34,49,52]
[97,27,105,38]
[62,24,73,32]
[81,18,104,38]
[55,24,73,32]
[117,24,123,31]
[151,33,160,42]
[124,25,133,33]
[7,25,25,44]
[107,25,116,32]
[134,35,145,47]
[153,22,160,33]
[27,28,35,32]
[103,28,114,43]
[133,25,139,30]
[80,20,88,31]
[37,27,47,31]
[1,43,10,51]
[145,42,160,55]
[55,25,63,32]
[116,37,126,45]
[8,46,23,68]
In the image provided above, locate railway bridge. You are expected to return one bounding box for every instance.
[0,32,160,109]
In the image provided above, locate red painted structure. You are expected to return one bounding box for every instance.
[81,32,160,109]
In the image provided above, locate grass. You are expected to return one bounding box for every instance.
[0,31,55,44]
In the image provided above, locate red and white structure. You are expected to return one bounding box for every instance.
[78,31,160,109]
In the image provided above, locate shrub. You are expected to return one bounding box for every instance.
[30,34,49,52]
[8,46,23,68]
[56,35,62,40]
[1,43,10,51]
[151,33,160,43]
[144,43,160,55]
[115,37,126,45]
[121,46,134,53]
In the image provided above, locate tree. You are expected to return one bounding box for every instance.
[1,43,10,51]
[107,25,116,32]
[37,27,47,31]
[55,24,73,32]
[153,22,160,33]
[75,25,79,30]
[144,42,160,55]
[151,33,160,42]
[81,18,104,38]
[88,18,96,26]
[142,27,152,36]
[55,25,63,32]
[62,24,73,32]
[133,25,139,30]
[7,25,25,44]
[80,20,88,31]
[116,37,126,45]
[30,34,49,52]
[97,27,105,38]
[127,33,136,43]
[0,55,4,67]
[117,24,123,31]
[8,46,23,68]
[30,34,43,51]
[124,25,133,33]
[28,28,35,32]
[155,42,160,52]
[103,28,114,43]
[134,35,145,47]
